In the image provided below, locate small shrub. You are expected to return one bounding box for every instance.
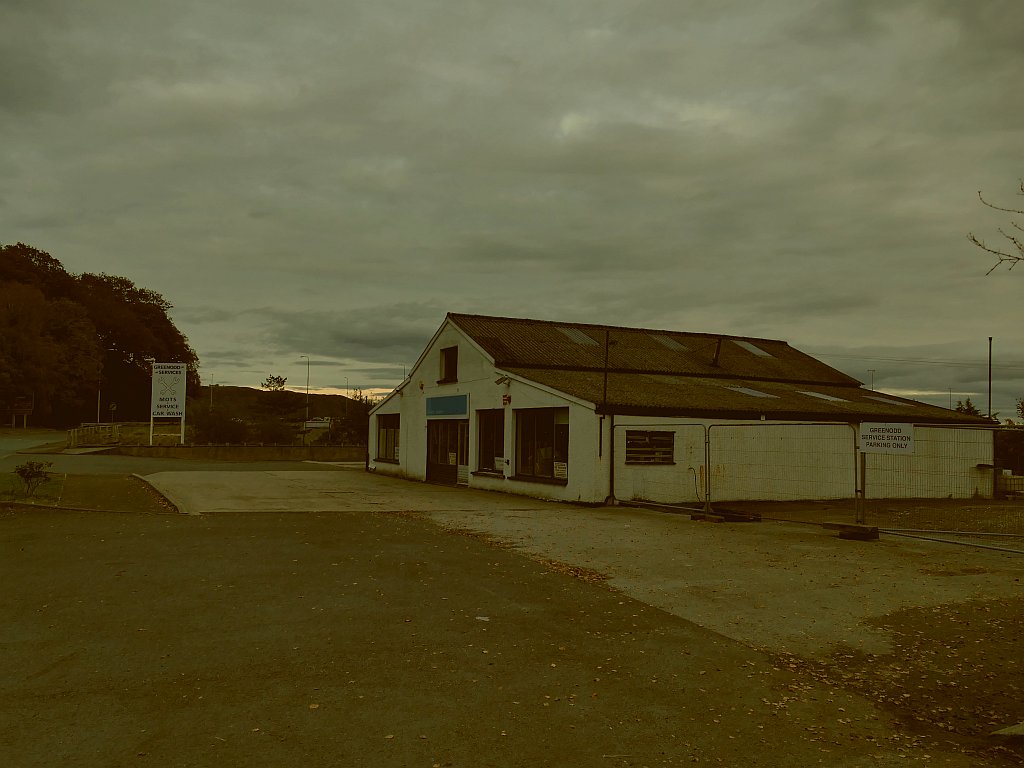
[14,460,54,497]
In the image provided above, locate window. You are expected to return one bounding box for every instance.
[439,346,458,383]
[476,410,505,472]
[625,431,675,465]
[376,414,400,462]
[515,408,569,482]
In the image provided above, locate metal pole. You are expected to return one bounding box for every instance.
[988,336,992,419]
[703,425,712,514]
[299,355,310,447]
[300,355,310,422]
[599,331,610,459]
[602,329,610,410]
[857,451,867,524]
[147,358,157,447]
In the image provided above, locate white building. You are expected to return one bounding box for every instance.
[369,314,993,505]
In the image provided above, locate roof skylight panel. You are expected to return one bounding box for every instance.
[557,327,600,346]
[865,395,914,407]
[650,334,689,352]
[725,386,778,398]
[799,391,849,402]
[732,340,772,357]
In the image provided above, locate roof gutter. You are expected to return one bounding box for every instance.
[593,404,994,425]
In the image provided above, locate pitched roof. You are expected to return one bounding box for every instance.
[448,313,987,425]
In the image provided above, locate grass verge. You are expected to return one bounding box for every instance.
[0,471,65,505]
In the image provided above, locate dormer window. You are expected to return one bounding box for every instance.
[439,346,458,383]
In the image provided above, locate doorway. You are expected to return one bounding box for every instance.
[426,419,469,485]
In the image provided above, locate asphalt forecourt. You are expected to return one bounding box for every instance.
[2,465,1022,764]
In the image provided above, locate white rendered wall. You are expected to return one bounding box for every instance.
[611,419,993,504]
[863,426,993,499]
[369,320,607,503]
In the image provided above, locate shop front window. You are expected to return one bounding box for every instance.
[515,408,568,482]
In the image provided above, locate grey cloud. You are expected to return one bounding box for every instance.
[198,352,255,369]
[809,342,1024,418]
[252,302,447,366]
[2,0,1021,412]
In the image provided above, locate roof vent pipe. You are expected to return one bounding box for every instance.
[711,338,723,367]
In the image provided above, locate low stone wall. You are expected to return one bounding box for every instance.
[111,445,366,462]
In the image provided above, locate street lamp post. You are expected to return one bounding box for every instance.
[96,348,116,423]
[300,356,310,421]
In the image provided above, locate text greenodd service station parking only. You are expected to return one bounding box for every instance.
[859,422,915,454]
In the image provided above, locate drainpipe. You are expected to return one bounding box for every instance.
[703,425,712,513]
[607,414,616,505]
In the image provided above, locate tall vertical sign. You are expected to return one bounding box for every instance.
[150,363,187,446]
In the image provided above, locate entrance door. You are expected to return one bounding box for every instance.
[426,419,469,485]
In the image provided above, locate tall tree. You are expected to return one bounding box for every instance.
[0,242,78,297]
[968,179,1024,273]
[261,375,288,391]
[955,398,982,416]
[0,282,102,423]
[1,243,199,425]
[74,273,199,421]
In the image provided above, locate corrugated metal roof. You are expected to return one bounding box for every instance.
[449,313,860,385]
[445,313,987,424]
[501,367,986,424]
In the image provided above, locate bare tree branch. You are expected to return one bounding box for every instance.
[969,179,1024,273]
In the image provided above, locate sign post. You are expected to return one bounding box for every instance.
[856,423,915,523]
[150,363,187,446]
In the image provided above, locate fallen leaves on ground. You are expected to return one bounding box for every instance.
[773,596,1024,765]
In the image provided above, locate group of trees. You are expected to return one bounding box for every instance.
[1,243,199,426]
[954,397,1024,425]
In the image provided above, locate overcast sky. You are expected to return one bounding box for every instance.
[3,0,1022,418]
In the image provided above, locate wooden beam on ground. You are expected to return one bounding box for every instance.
[822,521,879,541]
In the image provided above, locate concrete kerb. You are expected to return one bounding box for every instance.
[132,473,189,516]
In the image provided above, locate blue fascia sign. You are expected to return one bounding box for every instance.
[426,394,468,417]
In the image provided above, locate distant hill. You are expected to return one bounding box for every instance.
[187,385,373,444]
